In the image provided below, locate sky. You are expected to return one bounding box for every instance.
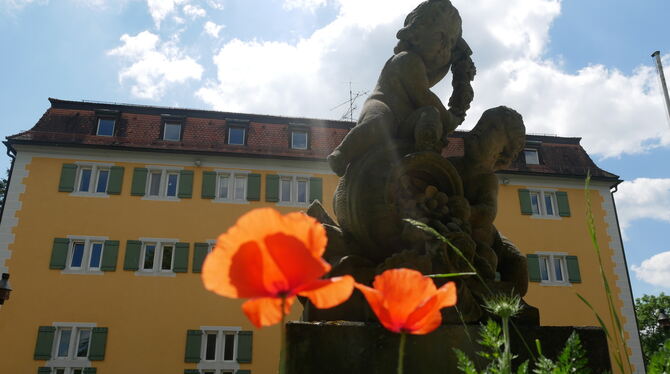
[1,0,670,299]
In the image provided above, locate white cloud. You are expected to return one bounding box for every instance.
[206,0,222,10]
[283,0,327,12]
[615,178,670,236]
[146,0,188,28]
[196,0,670,159]
[0,0,47,13]
[183,3,205,18]
[108,30,203,99]
[631,251,670,289]
[204,21,223,38]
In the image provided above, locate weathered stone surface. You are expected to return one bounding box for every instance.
[286,321,611,374]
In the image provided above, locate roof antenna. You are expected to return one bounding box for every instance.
[330,81,368,122]
[651,51,670,128]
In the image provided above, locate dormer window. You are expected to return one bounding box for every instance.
[524,149,539,165]
[226,119,249,146]
[163,122,182,141]
[291,128,308,150]
[96,118,115,136]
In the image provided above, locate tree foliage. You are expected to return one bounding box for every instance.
[635,293,670,364]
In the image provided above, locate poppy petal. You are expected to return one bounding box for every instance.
[354,283,401,333]
[404,282,456,334]
[373,269,437,324]
[203,240,269,298]
[265,233,331,293]
[296,275,355,308]
[242,296,295,328]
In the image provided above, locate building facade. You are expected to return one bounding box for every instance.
[0,98,643,373]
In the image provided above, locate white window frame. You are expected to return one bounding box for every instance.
[163,121,182,141]
[135,238,179,276]
[197,326,242,373]
[524,148,539,165]
[46,322,96,371]
[143,166,183,201]
[528,189,559,218]
[277,174,310,207]
[96,118,116,136]
[291,129,308,150]
[63,236,108,275]
[71,162,113,197]
[213,170,249,204]
[536,252,570,286]
[227,126,246,145]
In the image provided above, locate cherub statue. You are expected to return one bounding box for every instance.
[327,0,475,177]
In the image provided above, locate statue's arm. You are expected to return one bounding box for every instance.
[468,175,499,226]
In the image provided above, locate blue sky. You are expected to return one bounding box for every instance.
[1,0,670,299]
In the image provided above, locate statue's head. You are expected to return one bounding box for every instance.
[394,0,462,68]
[466,106,526,171]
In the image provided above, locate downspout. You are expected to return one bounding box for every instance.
[610,182,647,373]
[0,142,16,226]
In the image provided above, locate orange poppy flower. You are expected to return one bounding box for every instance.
[202,208,354,327]
[355,268,457,335]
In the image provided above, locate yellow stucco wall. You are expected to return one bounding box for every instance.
[0,154,635,373]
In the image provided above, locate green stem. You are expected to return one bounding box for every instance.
[397,332,407,374]
[502,317,511,374]
[279,297,286,374]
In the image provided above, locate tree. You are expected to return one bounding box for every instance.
[635,293,670,364]
[0,169,7,211]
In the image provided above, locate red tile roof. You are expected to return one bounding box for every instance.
[6,98,619,182]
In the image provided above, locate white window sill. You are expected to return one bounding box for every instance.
[45,359,92,368]
[276,201,310,208]
[539,281,572,287]
[212,199,250,205]
[134,271,177,277]
[61,269,104,275]
[142,196,181,202]
[198,362,240,371]
[69,192,110,198]
[530,214,561,220]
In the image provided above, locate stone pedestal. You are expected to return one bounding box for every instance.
[285,321,611,374]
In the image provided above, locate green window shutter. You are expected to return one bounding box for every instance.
[58,163,77,192]
[566,255,581,283]
[184,370,200,374]
[518,189,533,215]
[236,330,253,363]
[101,240,119,271]
[50,238,69,270]
[247,173,261,201]
[184,330,202,363]
[265,175,279,202]
[83,368,97,374]
[174,242,190,273]
[556,191,571,217]
[123,240,142,271]
[236,371,251,374]
[201,171,216,199]
[88,327,108,361]
[131,167,148,196]
[37,368,51,374]
[309,177,323,203]
[192,242,210,273]
[34,326,55,360]
[107,166,124,195]
[527,254,541,282]
[178,170,194,198]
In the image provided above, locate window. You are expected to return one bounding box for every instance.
[227,127,246,145]
[140,241,176,273]
[66,239,105,272]
[75,165,110,194]
[291,129,308,150]
[538,254,567,284]
[163,122,182,141]
[189,328,249,373]
[217,173,247,201]
[279,176,309,205]
[96,118,115,136]
[49,325,94,373]
[529,190,557,217]
[147,169,180,198]
[524,148,539,164]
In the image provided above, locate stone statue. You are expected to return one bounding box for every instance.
[304,0,538,325]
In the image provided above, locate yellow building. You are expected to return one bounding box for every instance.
[0,98,643,373]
